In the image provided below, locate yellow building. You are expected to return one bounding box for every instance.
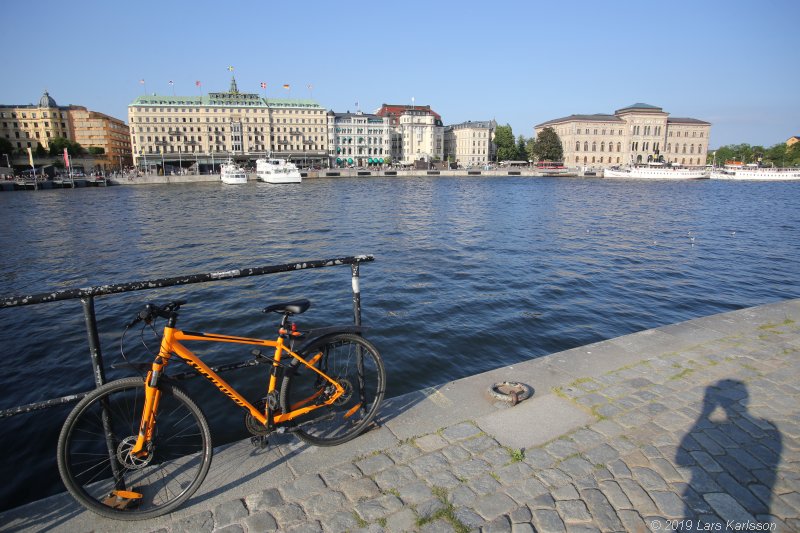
[0,91,72,152]
[0,91,131,168]
[127,77,328,170]
[535,103,711,169]
[786,136,800,147]
[443,120,496,167]
[68,108,132,167]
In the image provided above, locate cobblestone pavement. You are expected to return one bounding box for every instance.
[2,301,799,532]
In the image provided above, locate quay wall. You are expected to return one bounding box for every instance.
[111,168,582,185]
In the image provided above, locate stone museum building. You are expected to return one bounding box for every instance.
[535,103,711,168]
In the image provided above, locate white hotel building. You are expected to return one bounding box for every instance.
[127,77,328,170]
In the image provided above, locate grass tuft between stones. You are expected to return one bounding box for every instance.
[415,486,469,533]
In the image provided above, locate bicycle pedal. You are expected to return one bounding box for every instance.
[250,435,269,449]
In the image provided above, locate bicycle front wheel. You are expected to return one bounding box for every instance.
[280,333,386,446]
[57,377,212,520]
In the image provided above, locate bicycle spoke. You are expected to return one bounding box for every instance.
[58,378,211,520]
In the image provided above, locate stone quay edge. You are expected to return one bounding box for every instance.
[1,298,798,532]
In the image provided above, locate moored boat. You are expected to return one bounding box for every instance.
[604,162,708,180]
[256,156,302,184]
[535,161,570,176]
[710,162,800,181]
[220,159,248,184]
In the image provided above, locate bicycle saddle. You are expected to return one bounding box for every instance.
[263,299,311,315]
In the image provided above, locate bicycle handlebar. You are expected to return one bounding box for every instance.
[127,300,187,328]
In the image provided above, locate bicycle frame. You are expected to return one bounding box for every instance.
[132,325,345,455]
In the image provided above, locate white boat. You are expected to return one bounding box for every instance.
[604,162,708,180]
[220,159,248,184]
[256,156,302,184]
[710,162,800,181]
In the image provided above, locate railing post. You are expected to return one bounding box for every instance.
[351,262,362,327]
[80,296,124,487]
[80,296,106,387]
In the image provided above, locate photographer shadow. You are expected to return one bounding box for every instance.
[676,379,782,527]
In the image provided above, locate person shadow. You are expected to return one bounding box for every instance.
[676,379,783,527]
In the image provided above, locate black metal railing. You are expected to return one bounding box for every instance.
[0,255,374,418]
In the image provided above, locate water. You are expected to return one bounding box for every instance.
[1,176,798,509]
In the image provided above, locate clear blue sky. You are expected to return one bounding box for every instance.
[3,0,798,148]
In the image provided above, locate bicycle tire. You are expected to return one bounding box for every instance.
[57,377,213,520]
[280,333,386,446]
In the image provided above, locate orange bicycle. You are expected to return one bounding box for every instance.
[56,299,385,520]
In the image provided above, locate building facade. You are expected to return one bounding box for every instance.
[376,104,444,165]
[1,91,131,168]
[127,77,328,170]
[443,120,496,167]
[68,108,132,167]
[327,111,392,167]
[535,103,711,168]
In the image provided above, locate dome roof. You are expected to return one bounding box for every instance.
[38,91,57,108]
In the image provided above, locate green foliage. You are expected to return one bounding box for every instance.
[509,448,525,462]
[34,142,47,157]
[47,137,85,157]
[0,138,13,160]
[711,141,800,168]
[494,124,518,162]
[531,127,564,162]
[516,135,528,162]
[88,146,105,155]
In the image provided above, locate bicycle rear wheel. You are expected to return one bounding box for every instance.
[280,333,386,446]
[57,377,212,520]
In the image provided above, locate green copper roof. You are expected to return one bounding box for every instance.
[615,103,663,113]
[128,92,322,109]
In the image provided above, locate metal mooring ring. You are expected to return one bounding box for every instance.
[488,381,533,406]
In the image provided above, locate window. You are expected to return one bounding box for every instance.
[575,141,580,151]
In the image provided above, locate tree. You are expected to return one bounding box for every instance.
[0,138,13,163]
[494,124,517,162]
[48,137,85,157]
[516,135,528,161]
[88,146,105,155]
[34,142,47,157]
[531,127,563,162]
[764,144,787,167]
[711,141,800,168]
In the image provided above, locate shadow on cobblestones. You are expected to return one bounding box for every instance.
[676,379,782,527]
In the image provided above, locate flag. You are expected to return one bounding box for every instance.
[27,147,33,167]
[169,80,174,85]
[63,148,70,168]
[283,84,290,89]
[139,79,145,85]
[260,82,267,89]
[196,80,201,87]
[227,66,234,72]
